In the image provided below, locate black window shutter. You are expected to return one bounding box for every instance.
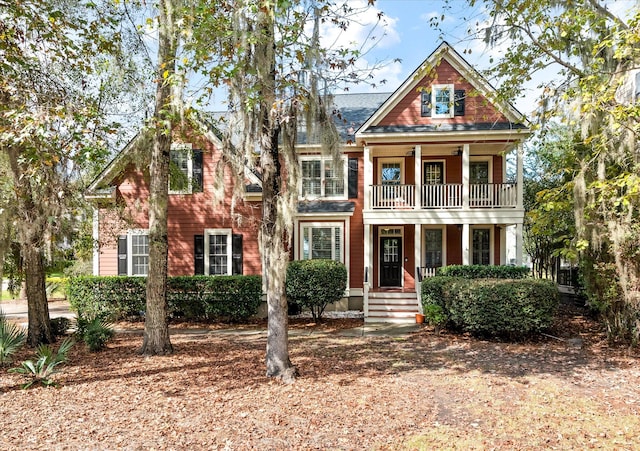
[192,150,203,192]
[117,235,128,276]
[348,157,358,198]
[232,234,243,275]
[454,90,465,116]
[194,235,204,275]
[421,91,432,117]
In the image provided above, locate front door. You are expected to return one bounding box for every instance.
[380,237,402,287]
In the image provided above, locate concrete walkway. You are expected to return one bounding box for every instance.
[0,298,422,337]
[0,298,75,320]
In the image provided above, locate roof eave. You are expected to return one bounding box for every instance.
[356,127,531,145]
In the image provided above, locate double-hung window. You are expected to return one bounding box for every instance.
[300,223,343,263]
[300,157,346,199]
[169,144,203,194]
[421,85,465,118]
[432,84,454,118]
[117,230,149,276]
[204,229,232,275]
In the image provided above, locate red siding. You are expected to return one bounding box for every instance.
[403,226,415,290]
[99,134,263,277]
[493,155,503,184]
[446,224,462,265]
[379,60,509,127]
[347,152,364,289]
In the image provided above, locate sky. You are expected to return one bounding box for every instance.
[311,0,538,115]
[322,0,636,117]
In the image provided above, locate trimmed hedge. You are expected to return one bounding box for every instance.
[422,276,559,340]
[68,275,262,322]
[436,264,530,279]
[286,259,347,321]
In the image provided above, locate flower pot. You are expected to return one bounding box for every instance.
[415,313,425,324]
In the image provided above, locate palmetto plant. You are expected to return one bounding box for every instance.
[0,309,26,365]
[9,338,74,389]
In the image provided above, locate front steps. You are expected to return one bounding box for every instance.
[366,291,420,323]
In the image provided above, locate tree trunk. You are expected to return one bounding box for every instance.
[23,244,53,346]
[262,135,297,383]
[257,4,297,383]
[139,0,176,355]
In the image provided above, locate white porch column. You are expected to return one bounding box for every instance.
[414,145,421,210]
[364,146,372,210]
[462,143,470,209]
[500,226,507,265]
[92,207,100,275]
[414,224,422,312]
[517,143,524,210]
[515,222,523,266]
[462,223,470,265]
[363,223,371,316]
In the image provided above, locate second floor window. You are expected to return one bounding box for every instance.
[169,146,203,194]
[300,157,346,199]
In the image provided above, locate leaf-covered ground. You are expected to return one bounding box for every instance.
[1,304,639,450]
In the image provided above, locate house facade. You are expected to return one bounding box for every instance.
[87,42,529,322]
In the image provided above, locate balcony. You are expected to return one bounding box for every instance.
[370,183,517,209]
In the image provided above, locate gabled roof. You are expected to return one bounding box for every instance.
[357,41,528,140]
[295,92,390,145]
[85,114,261,197]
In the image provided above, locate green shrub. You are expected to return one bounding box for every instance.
[68,275,262,323]
[68,276,146,320]
[0,310,26,365]
[9,338,74,389]
[421,276,456,308]
[45,276,68,298]
[436,265,530,279]
[422,276,559,340]
[76,315,114,352]
[50,317,71,338]
[286,259,347,322]
[423,304,447,332]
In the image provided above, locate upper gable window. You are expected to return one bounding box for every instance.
[421,86,465,118]
[169,144,203,194]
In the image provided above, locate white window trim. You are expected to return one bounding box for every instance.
[469,156,493,183]
[470,225,494,266]
[432,84,455,119]
[169,143,193,195]
[204,228,233,276]
[127,229,149,277]
[423,159,447,184]
[298,221,345,263]
[377,158,405,185]
[298,155,348,200]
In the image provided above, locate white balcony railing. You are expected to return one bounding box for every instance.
[369,183,518,209]
[371,184,415,209]
[469,183,517,208]
[421,184,462,208]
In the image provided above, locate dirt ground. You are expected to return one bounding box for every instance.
[1,303,639,450]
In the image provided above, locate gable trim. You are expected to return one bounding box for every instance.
[356,42,527,139]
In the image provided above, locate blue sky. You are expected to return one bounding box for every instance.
[325,0,536,112]
[333,0,635,116]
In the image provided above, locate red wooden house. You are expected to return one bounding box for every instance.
[87,42,529,322]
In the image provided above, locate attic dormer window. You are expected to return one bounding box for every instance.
[421,85,465,118]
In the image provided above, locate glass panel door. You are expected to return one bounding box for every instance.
[472,228,490,265]
[380,237,402,287]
